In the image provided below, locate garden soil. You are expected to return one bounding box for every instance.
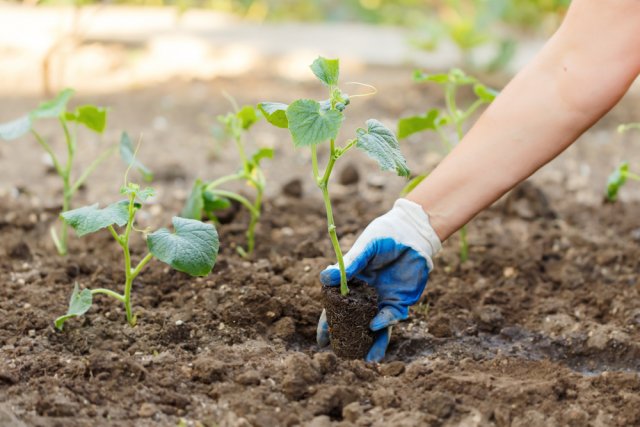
[1,66,640,426]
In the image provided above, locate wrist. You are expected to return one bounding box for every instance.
[394,198,442,257]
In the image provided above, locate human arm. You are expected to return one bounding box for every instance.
[408,0,640,240]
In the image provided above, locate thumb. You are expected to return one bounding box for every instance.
[370,306,406,331]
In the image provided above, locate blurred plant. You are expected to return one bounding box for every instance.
[182,96,272,257]
[397,68,497,261]
[55,181,219,329]
[0,89,113,255]
[606,123,640,202]
[260,57,410,295]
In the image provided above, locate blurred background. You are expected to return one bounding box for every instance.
[0,0,571,95]
[1,0,639,210]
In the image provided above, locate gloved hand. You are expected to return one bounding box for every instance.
[316,198,441,362]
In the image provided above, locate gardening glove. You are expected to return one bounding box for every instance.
[316,198,441,363]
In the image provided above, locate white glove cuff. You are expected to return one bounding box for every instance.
[393,198,442,260]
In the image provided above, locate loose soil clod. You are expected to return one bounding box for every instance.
[322,279,378,359]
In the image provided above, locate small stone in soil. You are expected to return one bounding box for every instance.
[282,178,303,198]
[138,403,157,418]
[339,163,360,185]
[379,361,405,377]
[235,370,262,386]
[371,388,400,408]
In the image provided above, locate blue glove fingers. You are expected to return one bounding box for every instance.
[320,244,377,286]
[316,309,330,347]
[365,327,391,363]
[370,306,406,331]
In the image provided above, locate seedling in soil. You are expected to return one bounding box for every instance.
[55,182,219,330]
[261,57,410,295]
[0,90,148,256]
[397,68,497,262]
[260,57,410,358]
[606,123,640,202]
[182,96,272,257]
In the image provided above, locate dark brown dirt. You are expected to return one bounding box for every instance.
[322,280,378,359]
[1,69,640,426]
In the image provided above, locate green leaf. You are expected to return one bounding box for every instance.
[147,217,219,276]
[237,105,259,130]
[257,102,289,128]
[400,174,427,197]
[397,109,440,139]
[250,147,274,168]
[413,70,449,84]
[181,180,205,220]
[61,200,131,236]
[120,132,153,181]
[286,99,344,147]
[473,84,498,103]
[54,283,92,331]
[448,68,476,85]
[606,162,629,202]
[203,191,231,213]
[68,105,108,133]
[0,115,32,140]
[356,119,410,178]
[310,57,340,86]
[31,88,74,119]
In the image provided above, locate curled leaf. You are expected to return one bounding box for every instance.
[54,283,92,331]
[258,102,289,128]
[356,119,410,178]
[310,57,340,86]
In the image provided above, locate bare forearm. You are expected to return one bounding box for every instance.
[408,0,640,240]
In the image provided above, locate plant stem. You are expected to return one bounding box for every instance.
[207,189,259,218]
[68,145,117,195]
[446,84,469,262]
[314,142,349,295]
[91,288,125,302]
[459,225,468,263]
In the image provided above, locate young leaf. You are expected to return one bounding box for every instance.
[61,200,131,236]
[310,57,340,86]
[54,283,92,331]
[286,99,344,147]
[237,105,259,130]
[356,119,410,178]
[606,162,629,202]
[397,109,440,139]
[203,191,232,212]
[67,105,108,133]
[473,84,498,103]
[120,132,153,181]
[181,180,205,220]
[250,147,274,168]
[413,70,449,84]
[0,115,32,140]
[31,88,75,119]
[257,102,289,128]
[147,217,219,276]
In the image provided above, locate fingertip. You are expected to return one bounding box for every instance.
[370,307,403,331]
[316,309,330,347]
[365,327,391,363]
[320,267,341,287]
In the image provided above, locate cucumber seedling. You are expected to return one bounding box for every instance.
[260,57,410,296]
[182,96,272,257]
[606,123,640,202]
[0,89,143,256]
[397,68,497,262]
[55,181,219,330]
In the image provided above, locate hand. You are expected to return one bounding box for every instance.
[316,198,441,362]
